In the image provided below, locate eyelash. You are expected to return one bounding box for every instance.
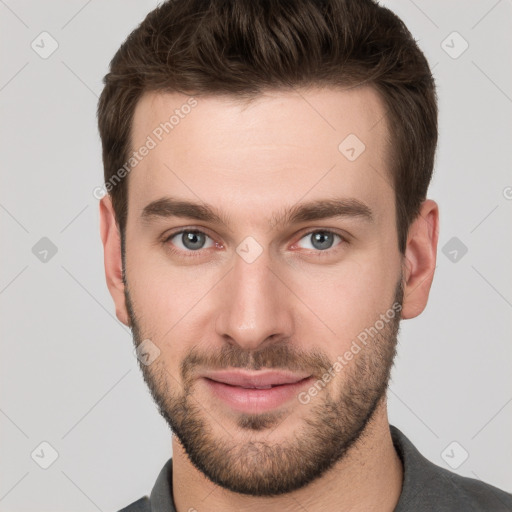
[162,228,348,259]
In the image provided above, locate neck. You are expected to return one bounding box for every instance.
[172,397,403,512]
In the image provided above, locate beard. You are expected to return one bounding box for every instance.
[124,276,403,497]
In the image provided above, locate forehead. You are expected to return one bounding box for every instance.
[128,86,393,227]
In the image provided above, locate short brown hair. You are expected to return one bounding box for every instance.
[97,0,437,254]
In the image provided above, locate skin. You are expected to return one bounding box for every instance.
[100,85,439,512]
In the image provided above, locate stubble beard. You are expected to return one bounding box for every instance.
[125,278,403,496]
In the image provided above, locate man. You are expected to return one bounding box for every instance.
[97,0,512,511]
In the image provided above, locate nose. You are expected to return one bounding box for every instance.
[214,247,295,352]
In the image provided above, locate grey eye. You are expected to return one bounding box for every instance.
[297,231,342,251]
[170,230,214,251]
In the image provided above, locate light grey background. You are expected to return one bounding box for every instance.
[1,1,511,510]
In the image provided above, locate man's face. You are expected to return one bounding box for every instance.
[122,86,404,495]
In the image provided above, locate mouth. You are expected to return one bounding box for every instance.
[202,369,311,388]
[200,370,313,414]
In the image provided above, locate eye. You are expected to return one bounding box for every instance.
[165,230,215,253]
[295,230,344,252]
[162,228,346,258]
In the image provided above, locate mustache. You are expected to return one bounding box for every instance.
[180,342,333,382]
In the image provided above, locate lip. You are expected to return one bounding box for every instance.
[201,370,313,414]
[201,370,311,388]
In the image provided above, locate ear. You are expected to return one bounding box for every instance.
[401,199,439,319]
[99,195,130,327]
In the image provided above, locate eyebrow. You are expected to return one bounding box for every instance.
[140,196,374,228]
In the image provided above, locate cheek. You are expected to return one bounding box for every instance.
[127,238,209,311]
[126,251,219,352]
[289,249,399,348]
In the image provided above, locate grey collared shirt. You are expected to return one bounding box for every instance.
[118,424,512,511]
